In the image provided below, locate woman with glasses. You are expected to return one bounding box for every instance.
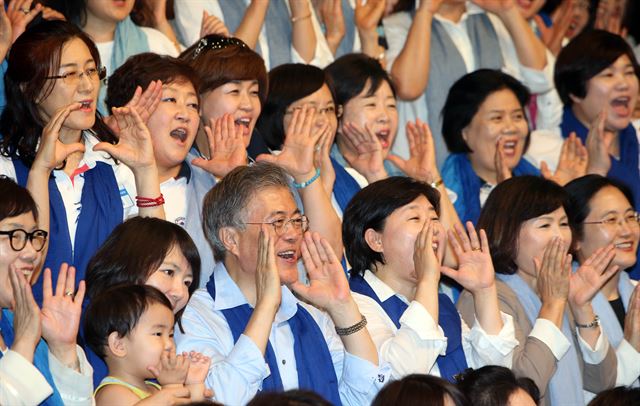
[0,177,93,406]
[0,20,163,305]
[565,174,640,389]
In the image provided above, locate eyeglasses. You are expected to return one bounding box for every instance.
[46,66,107,86]
[583,212,640,228]
[245,215,309,236]
[0,229,48,252]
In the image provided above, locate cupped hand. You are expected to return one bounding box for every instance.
[7,0,43,44]
[191,114,247,178]
[8,264,41,363]
[104,81,163,135]
[255,225,282,311]
[256,105,321,180]
[313,120,336,196]
[339,122,387,182]
[541,132,588,186]
[318,0,345,45]
[413,219,442,284]
[535,237,571,304]
[94,106,157,171]
[388,119,439,183]
[291,232,351,312]
[585,110,615,176]
[149,350,190,386]
[494,138,512,183]
[33,103,86,173]
[200,10,230,37]
[568,244,619,308]
[354,0,385,33]
[441,222,496,294]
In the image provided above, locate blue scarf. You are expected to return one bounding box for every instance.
[496,273,584,404]
[0,309,64,406]
[13,159,123,305]
[330,157,361,213]
[218,0,292,68]
[441,153,539,225]
[97,16,150,114]
[349,273,468,382]
[206,271,341,405]
[560,106,640,209]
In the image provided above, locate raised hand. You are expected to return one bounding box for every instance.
[586,110,615,176]
[413,219,443,284]
[568,245,619,308]
[470,0,516,16]
[318,0,345,54]
[32,103,86,173]
[441,222,496,294]
[8,264,41,363]
[354,0,385,34]
[388,119,439,183]
[339,122,387,182]
[149,351,190,386]
[534,0,574,55]
[255,225,282,311]
[104,81,163,136]
[0,0,12,61]
[541,132,588,186]
[313,120,336,196]
[256,105,322,181]
[418,0,445,14]
[494,138,512,183]
[200,10,230,38]
[185,351,211,385]
[7,0,43,44]
[624,284,640,352]
[41,264,85,369]
[94,107,156,171]
[191,114,248,178]
[535,237,571,305]
[291,232,351,311]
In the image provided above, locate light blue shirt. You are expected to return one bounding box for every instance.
[175,262,391,405]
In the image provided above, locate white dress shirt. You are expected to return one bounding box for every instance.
[175,262,391,406]
[352,270,518,380]
[173,0,334,69]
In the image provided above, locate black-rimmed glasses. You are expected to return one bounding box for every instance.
[0,229,48,252]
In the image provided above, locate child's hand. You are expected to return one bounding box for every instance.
[148,351,190,386]
[137,386,191,405]
[185,351,211,385]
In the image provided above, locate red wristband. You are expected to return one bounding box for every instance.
[136,194,165,208]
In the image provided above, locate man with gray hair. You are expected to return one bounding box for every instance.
[175,162,390,405]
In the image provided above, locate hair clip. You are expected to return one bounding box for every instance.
[192,36,248,60]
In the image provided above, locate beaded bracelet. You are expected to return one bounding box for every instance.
[136,194,165,208]
[293,168,321,189]
[575,315,600,329]
[335,315,367,336]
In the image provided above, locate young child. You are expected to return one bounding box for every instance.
[84,284,211,405]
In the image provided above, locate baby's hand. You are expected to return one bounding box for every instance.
[185,351,211,385]
[148,351,190,386]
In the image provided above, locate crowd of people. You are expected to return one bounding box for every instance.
[0,0,639,405]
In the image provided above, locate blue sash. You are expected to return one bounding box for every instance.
[206,273,341,405]
[0,309,64,406]
[349,273,468,382]
[330,157,361,213]
[497,273,585,404]
[442,153,539,225]
[13,159,123,305]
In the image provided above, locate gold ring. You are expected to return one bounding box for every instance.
[64,290,74,297]
[21,8,30,14]
[472,247,481,252]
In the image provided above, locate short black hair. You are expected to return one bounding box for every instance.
[478,176,569,275]
[83,284,173,360]
[588,386,640,406]
[372,374,469,406]
[324,53,396,110]
[105,52,199,112]
[256,64,332,150]
[456,366,540,406]
[555,29,640,106]
[442,69,530,154]
[0,176,38,223]
[343,176,440,277]
[564,174,635,247]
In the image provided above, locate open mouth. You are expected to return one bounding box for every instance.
[614,241,634,250]
[375,129,390,148]
[170,128,188,143]
[276,250,296,261]
[234,117,251,128]
[611,97,632,117]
